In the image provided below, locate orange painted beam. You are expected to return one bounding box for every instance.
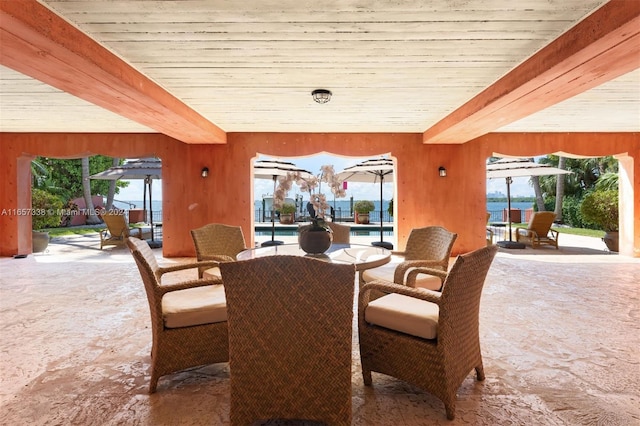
[423,0,640,144]
[0,0,226,144]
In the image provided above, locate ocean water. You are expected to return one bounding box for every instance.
[114,199,534,223]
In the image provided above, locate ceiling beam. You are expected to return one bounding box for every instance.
[0,0,226,144]
[423,0,640,144]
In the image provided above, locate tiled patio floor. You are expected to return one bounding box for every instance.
[1,233,638,425]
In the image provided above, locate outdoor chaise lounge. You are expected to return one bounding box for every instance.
[99,211,145,249]
[515,211,559,249]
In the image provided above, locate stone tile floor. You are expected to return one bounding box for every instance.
[0,233,638,425]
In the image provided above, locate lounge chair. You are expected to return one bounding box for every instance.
[360,226,457,291]
[100,211,144,249]
[358,245,498,420]
[515,211,559,249]
[126,237,228,393]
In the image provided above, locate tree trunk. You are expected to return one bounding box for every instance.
[554,156,567,222]
[82,157,101,224]
[531,176,545,211]
[105,157,119,210]
[529,158,545,211]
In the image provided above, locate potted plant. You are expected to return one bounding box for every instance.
[279,202,296,224]
[31,188,64,252]
[580,189,618,252]
[275,165,347,254]
[354,200,375,224]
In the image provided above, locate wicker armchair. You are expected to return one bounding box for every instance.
[126,237,229,393]
[359,245,498,420]
[190,223,248,278]
[99,211,143,249]
[360,226,457,291]
[516,211,559,249]
[327,221,351,244]
[220,256,356,426]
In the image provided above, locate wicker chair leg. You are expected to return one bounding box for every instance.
[149,374,159,393]
[475,365,485,381]
[445,403,456,420]
[362,367,372,386]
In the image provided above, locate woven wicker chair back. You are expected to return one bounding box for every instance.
[358,244,497,420]
[403,226,457,267]
[327,221,351,244]
[220,255,355,426]
[527,211,556,236]
[126,236,229,393]
[191,223,247,261]
[438,245,498,345]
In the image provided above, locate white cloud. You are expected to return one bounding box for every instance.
[487,176,534,197]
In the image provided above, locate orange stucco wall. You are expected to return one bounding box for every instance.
[1,132,638,257]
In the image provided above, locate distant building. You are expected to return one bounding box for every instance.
[487,191,505,198]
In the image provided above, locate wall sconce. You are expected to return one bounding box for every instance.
[201,167,209,178]
[438,166,447,177]
[311,89,332,104]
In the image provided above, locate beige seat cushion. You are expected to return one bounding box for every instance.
[162,284,227,328]
[365,293,439,339]
[362,256,443,291]
[203,266,222,280]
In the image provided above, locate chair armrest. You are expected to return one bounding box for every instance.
[393,260,446,284]
[155,277,223,297]
[404,267,448,288]
[390,250,407,256]
[359,280,442,310]
[549,229,559,239]
[156,260,221,278]
[200,254,235,262]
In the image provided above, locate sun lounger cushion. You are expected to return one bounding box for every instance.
[365,293,439,339]
[162,284,227,328]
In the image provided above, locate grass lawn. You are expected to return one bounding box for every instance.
[511,223,605,238]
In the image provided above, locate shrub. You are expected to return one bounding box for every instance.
[353,200,375,213]
[31,188,64,230]
[580,190,618,232]
[279,202,296,214]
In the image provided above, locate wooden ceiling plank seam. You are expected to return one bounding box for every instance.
[0,1,226,144]
[433,33,640,138]
[422,0,640,144]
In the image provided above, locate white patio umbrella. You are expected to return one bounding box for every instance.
[90,157,162,248]
[254,159,313,246]
[336,158,394,249]
[486,157,571,249]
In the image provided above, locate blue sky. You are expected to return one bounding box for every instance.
[115,154,535,202]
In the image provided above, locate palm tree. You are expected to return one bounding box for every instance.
[104,157,120,209]
[529,158,545,211]
[81,157,101,225]
[554,156,567,222]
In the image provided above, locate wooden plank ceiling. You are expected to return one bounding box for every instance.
[0,0,638,144]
